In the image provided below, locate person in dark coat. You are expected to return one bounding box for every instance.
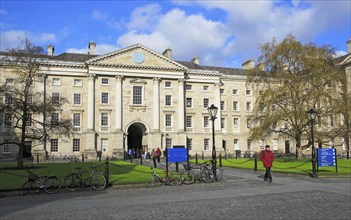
[260,144,274,183]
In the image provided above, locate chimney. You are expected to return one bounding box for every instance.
[47,44,54,56]
[88,41,96,55]
[163,48,172,59]
[191,56,200,65]
[242,59,254,69]
[347,38,351,54]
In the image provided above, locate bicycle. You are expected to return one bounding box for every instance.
[64,166,106,191]
[145,167,181,188]
[180,162,214,184]
[20,170,61,196]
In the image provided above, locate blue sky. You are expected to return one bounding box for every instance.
[0,0,350,68]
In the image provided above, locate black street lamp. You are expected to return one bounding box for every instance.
[307,108,318,178]
[208,104,218,182]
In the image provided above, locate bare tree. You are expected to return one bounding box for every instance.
[247,35,348,160]
[0,38,73,167]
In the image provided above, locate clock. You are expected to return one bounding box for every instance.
[133,52,145,64]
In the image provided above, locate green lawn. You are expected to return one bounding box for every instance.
[0,158,350,191]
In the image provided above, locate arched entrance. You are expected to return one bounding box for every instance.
[127,122,148,158]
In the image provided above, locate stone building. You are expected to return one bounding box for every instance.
[0,41,350,160]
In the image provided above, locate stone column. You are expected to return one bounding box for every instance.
[87,73,95,130]
[214,83,221,131]
[178,79,185,131]
[115,75,123,131]
[153,78,160,131]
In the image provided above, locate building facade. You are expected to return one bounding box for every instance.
[1,41,350,160]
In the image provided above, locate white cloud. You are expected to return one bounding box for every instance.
[127,4,162,32]
[67,43,118,55]
[0,30,56,51]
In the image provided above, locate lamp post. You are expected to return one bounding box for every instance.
[208,104,218,181]
[307,108,318,178]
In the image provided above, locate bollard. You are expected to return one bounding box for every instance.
[82,153,84,163]
[219,154,222,167]
[254,153,258,171]
[37,154,39,164]
[176,162,179,173]
[195,153,198,164]
[202,152,204,160]
[105,157,109,187]
[140,155,143,165]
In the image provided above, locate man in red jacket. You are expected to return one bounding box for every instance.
[260,145,274,183]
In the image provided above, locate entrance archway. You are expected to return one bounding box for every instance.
[127,122,147,158]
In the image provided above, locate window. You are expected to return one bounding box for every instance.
[221,118,225,129]
[52,93,60,104]
[6,78,14,85]
[186,84,192,90]
[186,98,192,108]
[247,139,252,150]
[203,85,209,91]
[73,93,81,105]
[328,115,334,127]
[246,89,251,96]
[220,89,225,94]
[165,95,172,106]
[234,139,239,150]
[101,92,109,104]
[204,116,209,128]
[204,139,210,150]
[73,139,80,152]
[220,101,225,111]
[186,116,192,128]
[246,118,252,129]
[102,138,108,152]
[165,114,172,127]
[27,94,33,105]
[133,86,143,105]
[272,139,278,150]
[50,139,58,152]
[232,89,238,95]
[73,113,81,127]
[233,101,239,111]
[5,93,12,105]
[101,78,109,85]
[166,138,172,148]
[52,78,61,86]
[246,102,252,112]
[272,104,276,112]
[4,113,11,126]
[203,98,209,108]
[74,79,82,86]
[51,113,59,125]
[3,139,11,153]
[101,113,109,126]
[25,113,32,126]
[233,118,239,128]
[165,81,172,88]
[187,138,192,150]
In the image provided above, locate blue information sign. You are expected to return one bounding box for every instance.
[318,148,336,167]
[167,148,188,163]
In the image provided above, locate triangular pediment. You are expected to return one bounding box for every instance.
[86,44,186,71]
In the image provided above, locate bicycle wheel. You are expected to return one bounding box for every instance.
[20,180,33,196]
[44,177,61,194]
[169,174,182,186]
[216,168,223,181]
[180,170,195,185]
[64,174,80,191]
[145,176,159,188]
[90,174,106,191]
[201,169,214,183]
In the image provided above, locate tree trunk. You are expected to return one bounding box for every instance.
[296,137,304,160]
[17,143,24,168]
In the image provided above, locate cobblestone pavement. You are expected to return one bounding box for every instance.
[0,165,350,220]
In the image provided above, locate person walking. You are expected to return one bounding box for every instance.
[260,144,274,183]
[156,147,162,163]
[151,149,157,168]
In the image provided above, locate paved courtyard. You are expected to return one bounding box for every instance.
[0,166,350,220]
